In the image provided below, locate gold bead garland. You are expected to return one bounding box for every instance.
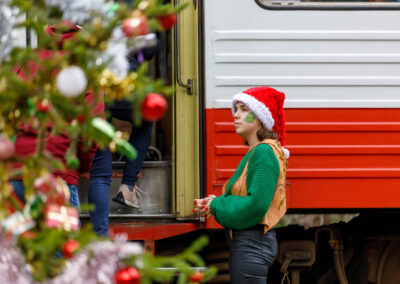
[98,69,137,100]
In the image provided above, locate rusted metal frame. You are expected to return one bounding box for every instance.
[315,227,349,284]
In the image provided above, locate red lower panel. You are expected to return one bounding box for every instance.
[206,108,400,209]
[109,222,202,241]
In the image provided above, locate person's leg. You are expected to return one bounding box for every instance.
[112,119,152,209]
[110,105,153,209]
[229,227,277,283]
[88,176,111,237]
[229,229,262,284]
[67,184,82,228]
[109,105,153,187]
[261,229,278,269]
[10,180,26,204]
[68,184,80,210]
[89,147,112,236]
[121,119,153,187]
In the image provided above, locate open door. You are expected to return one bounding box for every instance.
[173,0,202,219]
[78,0,201,220]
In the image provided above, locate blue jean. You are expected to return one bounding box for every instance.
[89,106,153,237]
[90,107,153,185]
[226,226,278,284]
[10,180,80,209]
[88,162,111,237]
[110,105,153,186]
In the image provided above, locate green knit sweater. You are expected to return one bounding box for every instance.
[210,143,280,230]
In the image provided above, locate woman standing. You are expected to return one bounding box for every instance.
[194,86,289,283]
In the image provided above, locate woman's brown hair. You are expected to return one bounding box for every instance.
[244,120,278,145]
[257,123,278,141]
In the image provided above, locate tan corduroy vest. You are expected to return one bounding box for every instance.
[222,139,288,234]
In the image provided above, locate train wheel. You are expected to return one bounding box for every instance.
[376,241,400,284]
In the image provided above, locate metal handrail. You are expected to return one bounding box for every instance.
[174,0,193,95]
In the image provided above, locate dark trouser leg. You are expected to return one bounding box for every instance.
[121,120,153,186]
[68,184,80,210]
[10,180,26,204]
[89,148,112,237]
[227,227,278,284]
[89,176,111,237]
[109,104,153,187]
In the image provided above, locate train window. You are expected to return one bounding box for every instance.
[256,0,400,10]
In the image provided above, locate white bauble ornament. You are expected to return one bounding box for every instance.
[56,66,87,97]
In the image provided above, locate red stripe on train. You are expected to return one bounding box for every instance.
[206,108,400,209]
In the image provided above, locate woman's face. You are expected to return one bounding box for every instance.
[233,102,260,138]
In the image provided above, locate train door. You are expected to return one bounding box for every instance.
[203,0,400,212]
[78,0,202,221]
[173,0,202,219]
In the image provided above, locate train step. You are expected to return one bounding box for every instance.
[78,161,172,216]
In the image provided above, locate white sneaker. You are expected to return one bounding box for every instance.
[112,184,143,209]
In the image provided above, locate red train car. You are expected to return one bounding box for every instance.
[107,0,400,282]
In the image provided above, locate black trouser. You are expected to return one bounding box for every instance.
[226,226,278,283]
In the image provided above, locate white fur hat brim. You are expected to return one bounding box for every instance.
[232,92,275,130]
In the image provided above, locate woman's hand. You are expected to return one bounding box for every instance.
[193,195,216,218]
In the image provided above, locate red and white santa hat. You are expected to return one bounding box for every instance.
[232,86,290,158]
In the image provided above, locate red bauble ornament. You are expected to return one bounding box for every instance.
[76,114,86,124]
[62,239,79,259]
[36,100,50,113]
[157,14,177,30]
[122,16,150,37]
[115,267,140,284]
[0,138,15,160]
[141,93,167,121]
[189,271,204,283]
